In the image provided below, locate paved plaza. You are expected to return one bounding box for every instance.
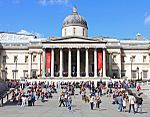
[0,88,150,117]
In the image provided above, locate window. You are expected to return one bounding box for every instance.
[32,70,36,77]
[132,56,135,62]
[143,56,146,63]
[23,70,28,78]
[121,56,125,62]
[131,70,136,79]
[33,55,36,62]
[12,70,18,80]
[73,27,76,35]
[113,55,116,62]
[121,70,126,77]
[112,69,118,78]
[83,28,85,36]
[64,29,66,36]
[14,56,18,63]
[143,70,148,79]
[25,56,28,63]
[3,56,6,63]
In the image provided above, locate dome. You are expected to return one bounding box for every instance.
[62,7,88,29]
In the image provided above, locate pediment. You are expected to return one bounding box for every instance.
[48,36,104,43]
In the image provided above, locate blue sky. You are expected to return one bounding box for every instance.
[0,0,150,39]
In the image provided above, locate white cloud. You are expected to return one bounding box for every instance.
[39,0,69,6]
[144,14,150,25]
[17,29,42,37]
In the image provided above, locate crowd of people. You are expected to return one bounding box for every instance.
[11,81,57,107]
[2,79,144,114]
[108,81,143,114]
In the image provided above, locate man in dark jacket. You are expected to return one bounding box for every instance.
[59,94,65,107]
[136,94,143,113]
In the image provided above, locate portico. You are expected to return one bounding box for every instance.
[42,37,106,78]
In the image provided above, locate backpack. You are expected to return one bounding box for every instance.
[28,96,32,101]
[137,97,143,105]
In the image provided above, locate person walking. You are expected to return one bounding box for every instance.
[128,93,136,114]
[67,95,72,111]
[31,93,36,106]
[41,92,45,103]
[21,95,26,107]
[118,93,123,112]
[59,94,65,107]
[122,94,127,112]
[95,94,101,109]
[64,93,68,107]
[90,96,95,110]
[136,94,143,113]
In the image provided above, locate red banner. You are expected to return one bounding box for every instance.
[98,51,102,71]
[46,50,51,73]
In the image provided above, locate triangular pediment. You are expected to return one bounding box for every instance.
[47,36,104,43]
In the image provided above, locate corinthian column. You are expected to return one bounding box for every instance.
[94,48,97,77]
[85,48,89,77]
[42,49,46,77]
[38,51,42,76]
[59,48,63,77]
[28,51,33,78]
[68,48,71,77]
[77,48,80,77]
[103,48,106,77]
[51,48,54,77]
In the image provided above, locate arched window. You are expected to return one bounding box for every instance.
[83,28,85,36]
[73,27,76,35]
[64,29,66,36]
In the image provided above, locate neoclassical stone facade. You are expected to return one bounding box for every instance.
[0,7,150,81]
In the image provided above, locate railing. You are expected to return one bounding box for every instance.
[0,85,20,107]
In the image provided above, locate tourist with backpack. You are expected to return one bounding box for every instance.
[136,94,143,113]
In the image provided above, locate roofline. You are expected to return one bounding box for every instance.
[0,31,36,37]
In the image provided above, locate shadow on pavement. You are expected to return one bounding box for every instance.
[3,100,17,106]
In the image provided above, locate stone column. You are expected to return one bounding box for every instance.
[149,54,150,80]
[103,48,106,77]
[68,48,72,77]
[42,49,46,77]
[51,48,54,77]
[77,48,80,77]
[109,53,112,77]
[28,51,32,78]
[0,53,1,79]
[118,53,122,78]
[38,51,42,76]
[59,48,63,77]
[85,48,89,77]
[94,48,97,77]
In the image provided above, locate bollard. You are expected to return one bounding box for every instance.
[0,98,3,107]
[7,94,8,101]
[0,98,2,107]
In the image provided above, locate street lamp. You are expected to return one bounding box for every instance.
[4,67,7,82]
[130,57,133,81]
[14,57,18,81]
[136,67,139,81]
[140,72,142,81]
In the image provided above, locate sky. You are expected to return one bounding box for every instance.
[0,0,150,39]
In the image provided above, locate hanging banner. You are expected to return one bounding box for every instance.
[98,51,102,71]
[46,50,51,73]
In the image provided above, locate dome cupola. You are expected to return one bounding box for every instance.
[62,6,88,37]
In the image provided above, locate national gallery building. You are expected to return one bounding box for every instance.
[0,7,150,82]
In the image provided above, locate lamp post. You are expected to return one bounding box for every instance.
[4,67,7,82]
[15,58,18,81]
[140,72,142,81]
[130,57,133,81]
[137,67,139,81]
